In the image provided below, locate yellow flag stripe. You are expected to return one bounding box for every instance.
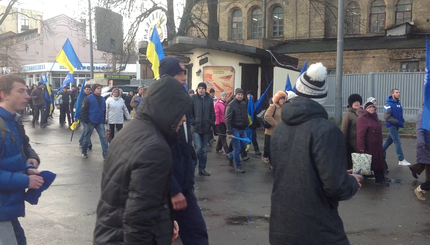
[146,41,160,79]
[56,49,75,74]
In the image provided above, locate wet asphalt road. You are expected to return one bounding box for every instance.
[19,114,430,245]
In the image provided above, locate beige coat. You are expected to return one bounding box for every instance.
[341,107,359,151]
[264,104,282,135]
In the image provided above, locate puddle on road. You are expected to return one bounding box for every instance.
[226,215,270,225]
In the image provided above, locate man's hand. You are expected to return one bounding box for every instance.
[28,175,44,189]
[227,134,234,139]
[350,174,362,190]
[346,169,353,174]
[172,220,179,242]
[171,193,187,210]
[27,168,40,175]
[27,158,39,169]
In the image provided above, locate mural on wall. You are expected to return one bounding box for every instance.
[203,66,235,99]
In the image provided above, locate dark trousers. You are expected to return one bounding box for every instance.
[59,104,71,125]
[263,134,271,160]
[174,190,209,245]
[250,128,259,151]
[374,170,385,183]
[346,145,355,170]
[410,163,430,181]
[109,124,123,140]
[215,124,228,152]
[421,179,430,191]
[32,105,43,123]
[11,218,26,245]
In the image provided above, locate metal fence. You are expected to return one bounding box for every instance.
[324,72,425,122]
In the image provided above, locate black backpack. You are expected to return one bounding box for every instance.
[259,106,276,129]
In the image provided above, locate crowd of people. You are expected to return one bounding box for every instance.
[1,58,430,245]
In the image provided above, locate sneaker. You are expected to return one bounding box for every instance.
[82,154,88,159]
[199,170,211,176]
[414,187,426,201]
[399,159,411,166]
[262,156,270,165]
[235,168,245,173]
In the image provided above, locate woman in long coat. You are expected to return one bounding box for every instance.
[357,102,388,186]
[341,94,362,169]
[409,106,430,180]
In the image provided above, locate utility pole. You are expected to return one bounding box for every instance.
[88,0,94,79]
[335,0,345,124]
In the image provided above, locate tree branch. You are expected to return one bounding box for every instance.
[0,0,19,26]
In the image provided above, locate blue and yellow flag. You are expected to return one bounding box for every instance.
[71,79,86,130]
[56,39,82,74]
[254,80,273,113]
[422,36,430,131]
[41,74,54,115]
[146,27,165,79]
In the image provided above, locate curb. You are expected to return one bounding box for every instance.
[382,133,416,139]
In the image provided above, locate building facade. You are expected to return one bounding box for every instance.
[189,0,429,73]
[0,5,42,34]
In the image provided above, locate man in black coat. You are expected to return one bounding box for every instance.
[94,76,191,245]
[159,57,209,245]
[269,63,361,245]
[190,82,215,176]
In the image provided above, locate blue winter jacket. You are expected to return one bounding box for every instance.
[81,94,105,124]
[384,95,404,128]
[0,107,35,221]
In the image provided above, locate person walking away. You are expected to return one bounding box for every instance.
[214,92,229,153]
[357,102,389,186]
[190,82,215,176]
[0,75,43,245]
[208,88,217,146]
[69,85,78,122]
[30,82,45,128]
[79,85,92,149]
[80,84,108,159]
[409,105,430,180]
[263,91,287,169]
[341,94,363,170]
[246,91,261,155]
[269,62,361,245]
[56,87,72,127]
[105,88,130,141]
[94,76,189,245]
[383,89,410,166]
[225,88,249,173]
[158,56,210,245]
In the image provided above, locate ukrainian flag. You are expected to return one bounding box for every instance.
[41,73,54,115]
[146,27,165,79]
[246,95,254,151]
[56,39,83,74]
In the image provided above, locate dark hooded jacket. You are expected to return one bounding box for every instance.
[190,92,215,134]
[269,96,359,245]
[94,76,192,245]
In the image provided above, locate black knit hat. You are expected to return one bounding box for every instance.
[159,57,186,77]
[235,88,244,95]
[197,82,207,90]
[348,94,362,107]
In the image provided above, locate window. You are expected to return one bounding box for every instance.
[251,8,263,38]
[369,0,386,33]
[272,7,284,37]
[21,17,29,31]
[345,1,360,34]
[400,62,419,72]
[231,10,243,40]
[395,0,412,25]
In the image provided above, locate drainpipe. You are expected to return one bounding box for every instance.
[263,0,266,38]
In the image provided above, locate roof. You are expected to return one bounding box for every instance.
[139,36,298,68]
[272,35,426,54]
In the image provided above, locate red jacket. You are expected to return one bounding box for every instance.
[356,111,384,171]
[214,99,226,125]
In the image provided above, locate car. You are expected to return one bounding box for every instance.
[101,85,141,99]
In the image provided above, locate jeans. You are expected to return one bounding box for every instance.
[41,108,49,126]
[382,126,404,161]
[192,133,209,171]
[82,123,108,158]
[228,128,247,169]
[79,122,92,147]
[59,104,71,125]
[32,105,43,124]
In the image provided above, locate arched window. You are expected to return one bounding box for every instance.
[251,8,263,38]
[232,10,243,39]
[271,7,284,37]
[345,1,360,34]
[395,0,412,25]
[369,0,386,33]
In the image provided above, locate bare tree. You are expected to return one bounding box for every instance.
[0,0,19,26]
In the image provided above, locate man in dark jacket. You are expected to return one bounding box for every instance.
[80,84,108,159]
[383,88,410,166]
[191,82,215,176]
[56,87,72,127]
[69,85,78,122]
[30,82,45,128]
[159,57,209,245]
[78,85,92,149]
[269,63,361,245]
[226,88,248,173]
[93,76,190,245]
[0,75,43,245]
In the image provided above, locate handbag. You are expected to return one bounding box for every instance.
[351,153,372,175]
[105,127,112,143]
[259,106,277,129]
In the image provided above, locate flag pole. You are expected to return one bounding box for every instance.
[88,0,94,79]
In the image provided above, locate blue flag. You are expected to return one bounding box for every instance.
[3,70,8,75]
[285,74,292,91]
[57,73,74,92]
[254,80,273,113]
[73,79,86,124]
[246,95,254,143]
[293,59,308,92]
[422,36,430,131]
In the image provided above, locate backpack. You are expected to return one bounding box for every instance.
[259,106,276,129]
[0,117,25,158]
